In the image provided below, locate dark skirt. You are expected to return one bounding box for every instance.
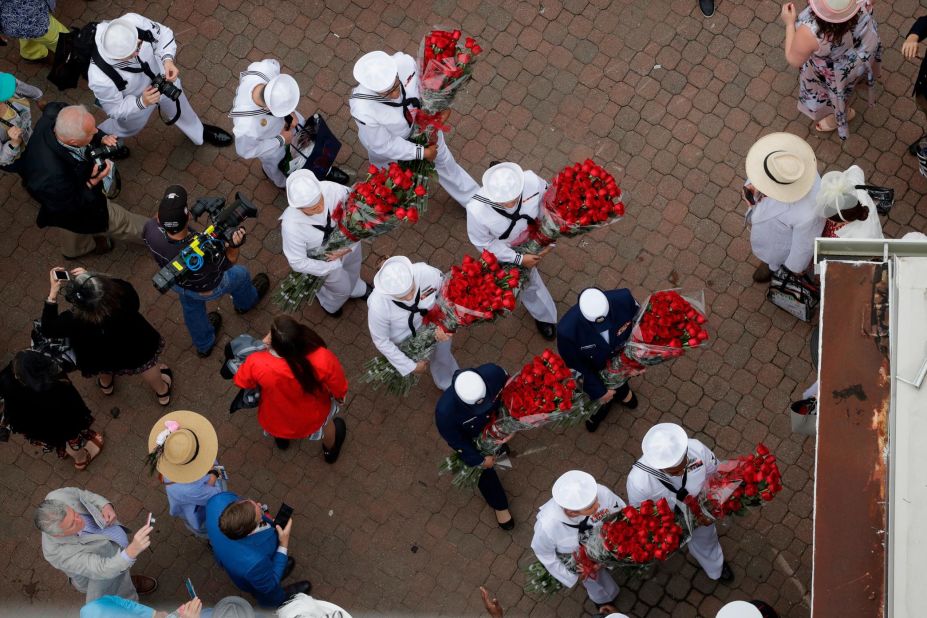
[0,364,95,456]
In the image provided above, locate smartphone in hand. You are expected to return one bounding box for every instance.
[743,186,756,206]
[184,577,196,600]
[54,269,70,281]
[273,503,294,530]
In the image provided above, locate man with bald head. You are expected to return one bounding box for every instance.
[20,103,147,258]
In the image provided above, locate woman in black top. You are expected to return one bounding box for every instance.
[0,350,103,470]
[42,267,173,405]
[903,16,927,154]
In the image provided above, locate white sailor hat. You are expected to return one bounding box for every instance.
[716,601,762,618]
[579,288,609,322]
[454,370,487,405]
[482,162,525,204]
[101,18,138,60]
[602,614,631,618]
[552,470,598,511]
[373,256,414,297]
[264,74,300,118]
[285,170,322,209]
[641,423,689,469]
[353,51,398,93]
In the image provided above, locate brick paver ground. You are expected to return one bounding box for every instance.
[1,0,924,616]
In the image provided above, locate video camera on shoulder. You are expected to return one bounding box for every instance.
[152,193,258,293]
[151,74,182,102]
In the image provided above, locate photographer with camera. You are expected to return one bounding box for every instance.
[20,103,147,258]
[88,14,232,148]
[143,186,270,358]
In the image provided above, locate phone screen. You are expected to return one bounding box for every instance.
[184,577,196,599]
[743,186,756,205]
[54,270,70,281]
[273,503,294,530]
[146,512,153,527]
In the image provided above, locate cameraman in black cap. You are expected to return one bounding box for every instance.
[143,186,269,358]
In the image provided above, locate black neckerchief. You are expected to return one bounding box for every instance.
[392,287,429,336]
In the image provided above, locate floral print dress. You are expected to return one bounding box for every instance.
[796,2,882,140]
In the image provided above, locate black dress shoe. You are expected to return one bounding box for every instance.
[699,0,715,16]
[717,561,735,583]
[359,282,373,302]
[202,124,233,147]
[497,516,515,531]
[283,580,312,598]
[585,402,611,433]
[323,418,346,464]
[617,390,638,409]
[322,305,344,318]
[534,320,556,341]
[274,438,291,450]
[282,556,295,580]
[325,166,351,186]
[488,160,502,168]
[197,312,223,358]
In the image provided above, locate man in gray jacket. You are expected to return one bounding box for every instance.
[35,487,157,602]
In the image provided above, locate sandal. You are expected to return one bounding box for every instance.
[97,376,115,396]
[815,108,855,133]
[157,368,173,406]
[74,439,103,471]
[88,431,105,450]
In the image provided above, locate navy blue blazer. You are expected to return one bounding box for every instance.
[556,289,638,400]
[205,492,288,608]
[434,363,507,467]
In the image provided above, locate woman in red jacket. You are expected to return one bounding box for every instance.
[234,316,348,460]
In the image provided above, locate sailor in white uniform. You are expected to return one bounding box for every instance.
[349,50,478,207]
[279,170,369,317]
[531,470,624,613]
[366,256,458,390]
[230,60,301,188]
[88,14,232,147]
[626,422,734,582]
[465,162,558,339]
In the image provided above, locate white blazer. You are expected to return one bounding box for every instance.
[748,174,825,272]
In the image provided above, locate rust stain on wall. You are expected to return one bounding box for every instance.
[812,262,889,618]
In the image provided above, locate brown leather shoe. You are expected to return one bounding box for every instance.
[131,574,158,596]
[752,263,772,283]
[92,236,114,255]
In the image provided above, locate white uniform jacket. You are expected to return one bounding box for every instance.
[530,484,626,588]
[280,181,353,276]
[626,439,719,513]
[230,59,289,160]
[747,174,825,273]
[465,170,548,264]
[349,52,426,164]
[367,262,443,376]
[88,13,177,120]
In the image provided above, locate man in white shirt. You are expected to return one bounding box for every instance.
[466,162,558,339]
[89,14,232,148]
[280,170,369,317]
[366,256,457,390]
[531,470,624,614]
[743,132,825,283]
[626,423,734,583]
[230,59,349,189]
[349,50,478,207]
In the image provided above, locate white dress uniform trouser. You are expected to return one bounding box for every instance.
[99,86,204,145]
[427,339,459,391]
[689,523,724,579]
[521,266,558,324]
[260,146,288,188]
[369,131,478,207]
[316,243,367,314]
[583,568,620,604]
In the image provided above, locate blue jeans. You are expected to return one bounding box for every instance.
[175,265,257,353]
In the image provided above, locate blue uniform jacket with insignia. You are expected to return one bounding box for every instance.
[434,363,507,467]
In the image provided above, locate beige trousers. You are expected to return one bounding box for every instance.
[59,201,148,259]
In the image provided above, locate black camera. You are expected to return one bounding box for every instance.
[87,143,130,163]
[152,192,259,293]
[151,74,182,102]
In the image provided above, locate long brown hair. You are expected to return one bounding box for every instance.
[270,316,327,394]
[814,13,859,42]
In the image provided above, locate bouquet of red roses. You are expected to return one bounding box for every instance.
[362,250,520,396]
[274,163,427,312]
[513,160,625,255]
[440,350,595,488]
[599,350,648,391]
[418,28,482,116]
[682,443,783,528]
[624,289,709,365]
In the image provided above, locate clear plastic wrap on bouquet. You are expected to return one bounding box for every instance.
[599,350,647,391]
[417,27,482,113]
[624,289,709,366]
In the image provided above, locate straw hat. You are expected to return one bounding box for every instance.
[147,411,218,483]
[809,0,861,24]
[745,132,818,203]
